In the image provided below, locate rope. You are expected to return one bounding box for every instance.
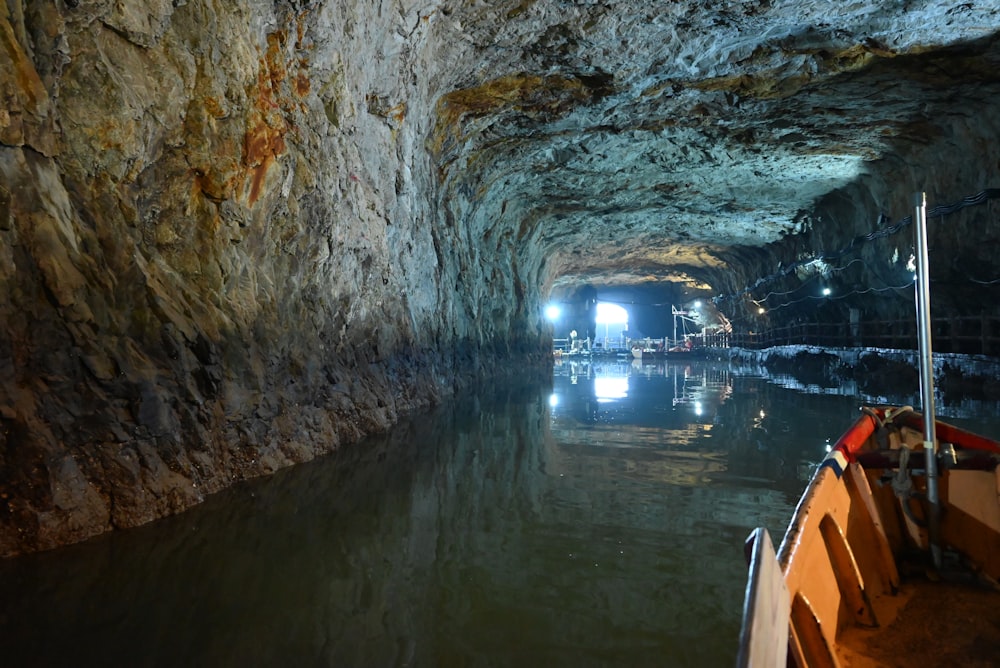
[890,446,929,528]
[881,406,928,528]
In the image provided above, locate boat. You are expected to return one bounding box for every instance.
[737,406,1000,667]
[631,343,656,360]
[630,336,706,360]
[737,193,1000,667]
[664,337,698,358]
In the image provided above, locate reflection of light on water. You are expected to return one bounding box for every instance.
[549,394,559,408]
[694,401,703,416]
[594,376,628,401]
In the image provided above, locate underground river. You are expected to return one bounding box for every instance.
[2,355,999,667]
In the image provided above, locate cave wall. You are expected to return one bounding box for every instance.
[707,45,1000,330]
[4,1,1000,557]
[0,0,549,557]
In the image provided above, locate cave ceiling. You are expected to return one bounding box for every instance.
[424,1,1000,300]
[6,0,1000,559]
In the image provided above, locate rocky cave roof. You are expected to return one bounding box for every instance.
[422,1,1000,305]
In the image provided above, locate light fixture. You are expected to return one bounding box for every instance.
[545,304,561,321]
[821,287,832,296]
[595,302,629,325]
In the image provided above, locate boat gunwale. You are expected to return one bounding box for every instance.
[741,405,1000,667]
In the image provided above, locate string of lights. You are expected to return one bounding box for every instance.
[768,280,915,312]
[727,288,908,327]
[723,271,918,325]
[712,188,1000,305]
[752,257,866,302]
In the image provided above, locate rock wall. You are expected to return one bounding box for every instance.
[4,0,1000,556]
[0,1,549,557]
[706,39,1000,327]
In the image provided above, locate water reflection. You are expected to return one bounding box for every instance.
[1,360,998,667]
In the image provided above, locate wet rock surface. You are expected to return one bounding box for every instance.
[730,345,1000,409]
[2,1,1000,554]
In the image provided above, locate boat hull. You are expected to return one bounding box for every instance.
[738,406,1000,667]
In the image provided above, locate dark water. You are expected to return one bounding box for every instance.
[2,357,999,667]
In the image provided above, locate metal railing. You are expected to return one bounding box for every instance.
[714,315,1000,356]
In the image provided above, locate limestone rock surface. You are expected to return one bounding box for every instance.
[2,0,1000,555]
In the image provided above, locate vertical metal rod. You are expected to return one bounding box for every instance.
[913,191,942,569]
[673,306,678,347]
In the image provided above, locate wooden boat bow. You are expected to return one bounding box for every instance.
[737,406,1000,667]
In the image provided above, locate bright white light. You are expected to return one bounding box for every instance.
[549,394,559,408]
[821,287,832,296]
[757,307,766,315]
[595,302,629,325]
[694,400,703,416]
[693,300,702,308]
[594,376,628,400]
[545,304,561,321]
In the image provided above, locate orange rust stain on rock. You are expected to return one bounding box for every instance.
[242,34,291,205]
[265,31,288,86]
[431,74,594,159]
[437,74,591,123]
[295,12,309,45]
[293,8,314,92]
[244,111,286,205]
[387,102,406,126]
[1,23,46,113]
[295,71,311,98]
[240,26,317,205]
[193,157,240,203]
[204,96,227,118]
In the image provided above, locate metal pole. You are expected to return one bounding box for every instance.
[673,306,678,347]
[913,191,942,569]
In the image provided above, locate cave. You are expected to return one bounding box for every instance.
[3,1,1000,556]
